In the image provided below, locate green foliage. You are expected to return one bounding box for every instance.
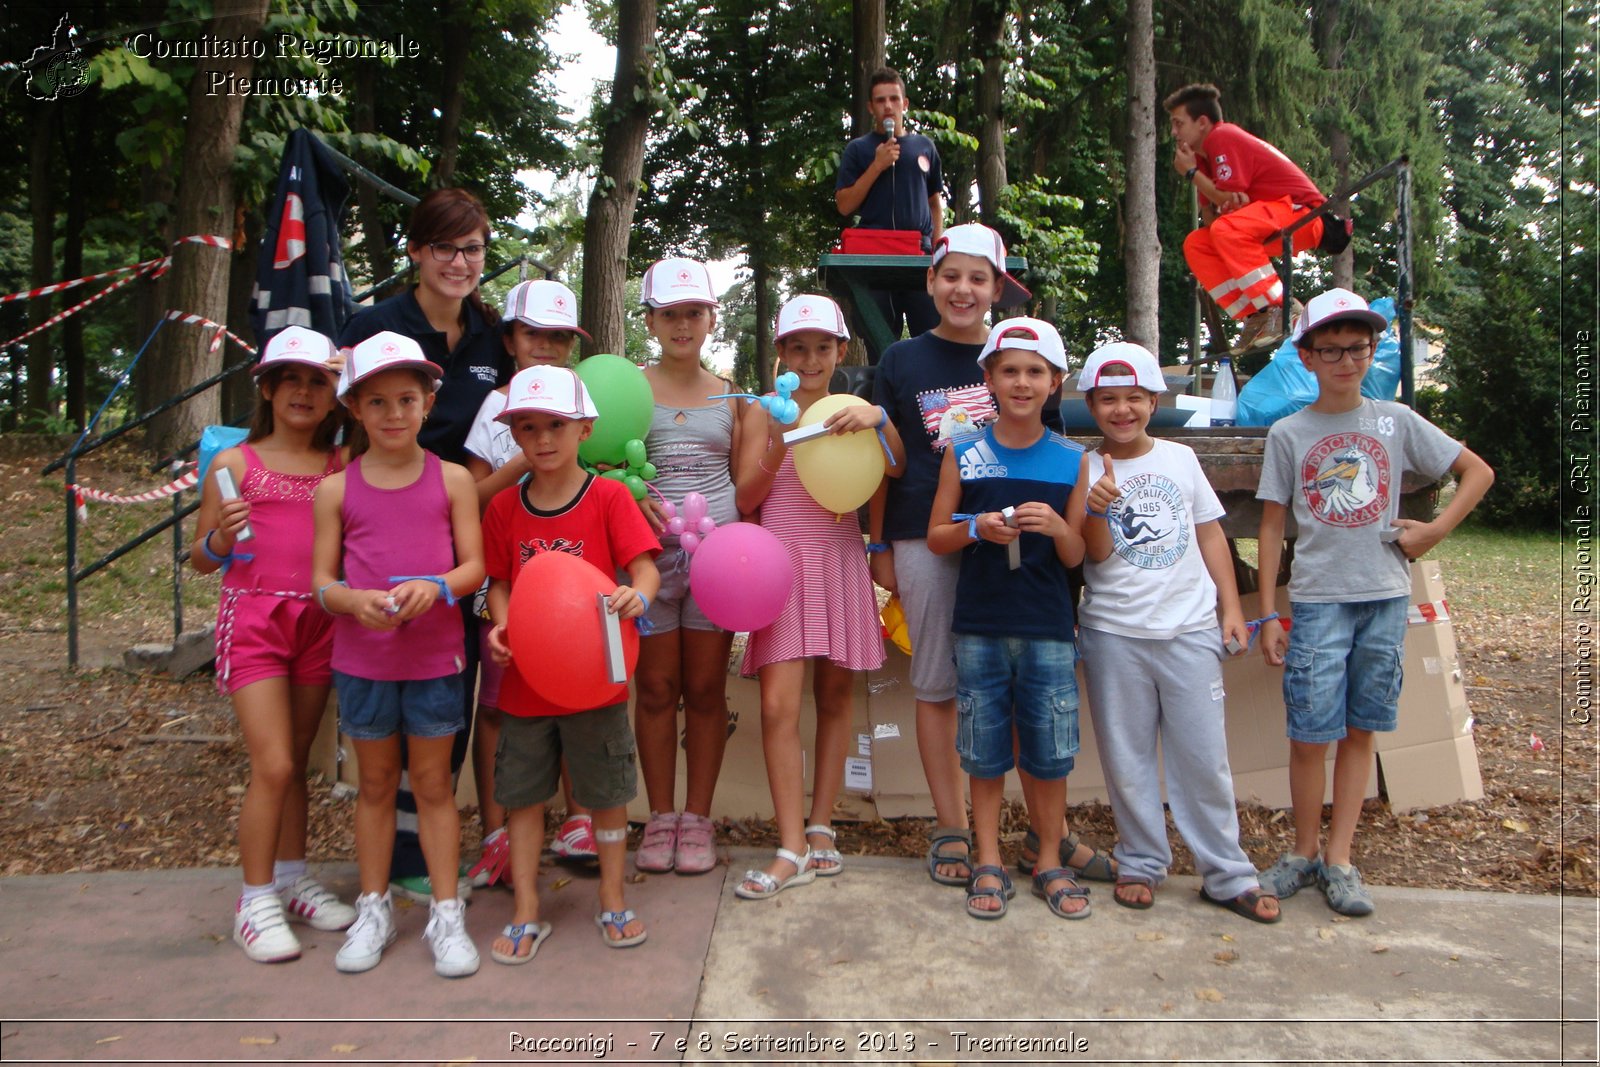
[993,176,1098,310]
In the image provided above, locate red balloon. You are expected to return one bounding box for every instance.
[508,550,640,710]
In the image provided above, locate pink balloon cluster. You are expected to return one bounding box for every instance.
[663,491,718,554]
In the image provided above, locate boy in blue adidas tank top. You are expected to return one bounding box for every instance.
[929,318,1090,921]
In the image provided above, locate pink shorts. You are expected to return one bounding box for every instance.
[217,592,334,695]
[477,620,507,709]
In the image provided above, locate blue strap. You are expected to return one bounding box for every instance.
[387,574,456,607]
[950,512,981,541]
[1244,613,1281,649]
[201,530,254,573]
[635,593,655,636]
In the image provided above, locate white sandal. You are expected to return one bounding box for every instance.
[734,847,815,900]
[805,825,844,877]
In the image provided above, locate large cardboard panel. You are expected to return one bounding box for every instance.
[1231,755,1378,809]
[1378,734,1484,812]
[1382,617,1473,751]
[625,663,877,824]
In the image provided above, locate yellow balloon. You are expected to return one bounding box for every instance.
[880,594,912,656]
[790,394,886,514]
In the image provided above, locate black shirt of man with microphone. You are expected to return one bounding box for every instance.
[836,67,946,345]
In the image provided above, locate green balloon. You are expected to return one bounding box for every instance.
[623,438,649,469]
[602,468,627,481]
[576,354,655,466]
[625,475,647,500]
[639,462,657,481]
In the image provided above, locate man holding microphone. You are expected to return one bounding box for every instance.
[836,67,945,343]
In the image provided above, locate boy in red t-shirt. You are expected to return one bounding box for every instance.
[482,366,661,960]
[1165,82,1349,351]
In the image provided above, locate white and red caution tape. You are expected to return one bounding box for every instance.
[0,235,233,353]
[70,467,199,524]
[1407,598,1450,625]
[163,310,257,357]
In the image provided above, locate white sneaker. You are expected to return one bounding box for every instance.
[233,893,302,963]
[279,875,357,931]
[334,892,396,974]
[424,897,480,978]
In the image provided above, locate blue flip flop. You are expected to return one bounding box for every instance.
[490,920,551,965]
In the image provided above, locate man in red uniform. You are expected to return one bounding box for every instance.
[1165,83,1347,351]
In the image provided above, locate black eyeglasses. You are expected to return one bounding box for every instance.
[1310,342,1374,364]
[428,241,487,264]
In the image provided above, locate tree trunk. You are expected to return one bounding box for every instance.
[61,97,89,430]
[581,0,656,358]
[1123,0,1160,353]
[1313,0,1353,289]
[351,63,393,289]
[26,101,58,425]
[851,0,886,138]
[225,211,264,423]
[146,0,269,456]
[973,0,1008,227]
[434,0,473,187]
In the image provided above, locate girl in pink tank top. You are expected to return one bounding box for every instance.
[311,334,486,977]
[190,328,355,965]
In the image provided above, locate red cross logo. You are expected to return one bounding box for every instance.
[798,306,813,318]
[382,343,398,355]
[677,270,692,283]
[529,379,544,394]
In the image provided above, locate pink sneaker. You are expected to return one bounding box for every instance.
[551,815,599,862]
[634,812,679,873]
[674,813,717,875]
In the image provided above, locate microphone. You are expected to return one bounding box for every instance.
[883,117,896,138]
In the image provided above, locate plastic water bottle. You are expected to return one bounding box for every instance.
[1210,356,1238,427]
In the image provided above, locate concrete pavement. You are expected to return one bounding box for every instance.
[1,853,1594,1065]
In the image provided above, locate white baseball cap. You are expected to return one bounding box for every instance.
[496,365,600,422]
[1290,287,1389,345]
[978,317,1068,371]
[640,258,721,309]
[502,279,592,340]
[930,223,1031,309]
[254,325,339,378]
[337,331,443,404]
[775,294,850,341]
[1075,341,1167,393]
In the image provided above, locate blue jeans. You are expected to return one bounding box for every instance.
[1283,597,1407,743]
[335,671,465,741]
[953,633,1079,780]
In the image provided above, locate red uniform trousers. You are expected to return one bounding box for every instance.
[1183,196,1324,320]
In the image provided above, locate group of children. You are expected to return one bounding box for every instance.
[195,199,1491,976]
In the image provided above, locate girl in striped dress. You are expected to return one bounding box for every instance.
[732,296,904,898]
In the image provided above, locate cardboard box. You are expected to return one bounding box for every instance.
[1231,754,1378,809]
[1378,734,1484,812]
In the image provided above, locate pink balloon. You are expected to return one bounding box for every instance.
[688,522,794,633]
[679,531,701,554]
[666,516,686,536]
[660,501,678,520]
[696,516,717,535]
[683,492,708,524]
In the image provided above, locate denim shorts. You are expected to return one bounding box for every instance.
[1283,597,1408,743]
[494,703,637,811]
[953,633,1079,780]
[334,671,466,741]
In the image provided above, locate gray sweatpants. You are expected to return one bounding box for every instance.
[1079,627,1260,900]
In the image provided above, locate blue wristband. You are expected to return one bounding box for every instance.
[1085,508,1108,519]
[201,530,254,570]
[387,574,456,607]
[865,541,890,554]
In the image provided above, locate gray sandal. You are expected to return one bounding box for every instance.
[927,825,973,886]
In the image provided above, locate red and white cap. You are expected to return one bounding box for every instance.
[1290,287,1388,344]
[640,258,721,309]
[253,325,339,378]
[775,294,850,341]
[496,365,600,422]
[1075,341,1167,393]
[502,279,592,340]
[930,223,1031,309]
[978,317,1067,371]
[337,331,443,404]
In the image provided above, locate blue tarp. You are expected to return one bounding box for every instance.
[1236,297,1402,426]
[249,129,356,348]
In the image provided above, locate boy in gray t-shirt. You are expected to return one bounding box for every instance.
[1253,288,1494,917]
